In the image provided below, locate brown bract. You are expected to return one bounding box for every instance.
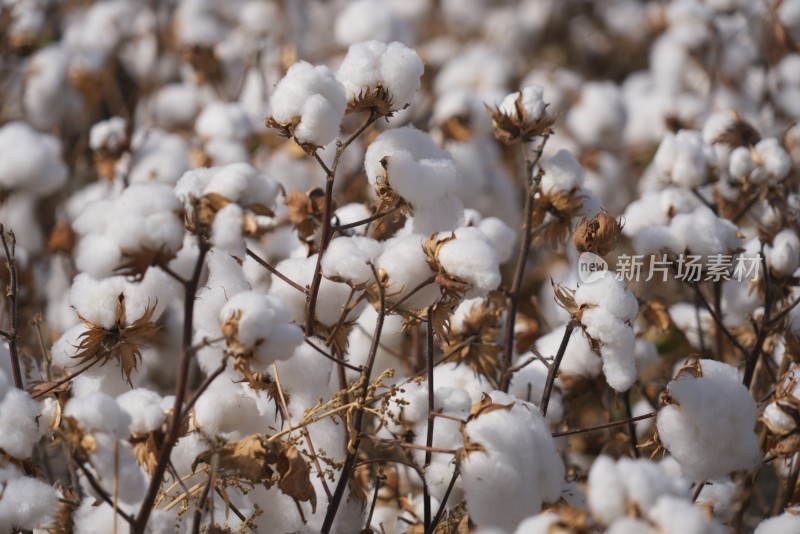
[442,295,504,381]
[285,187,327,245]
[347,84,394,116]
[533,189,585,247]
[487,92,555,145]
[573,211,624,256]
[71,293,159,386]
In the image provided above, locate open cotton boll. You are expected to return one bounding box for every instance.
[83,432,147,505]
[587,456,685,526]
[539,149,584,195]
[669,205,742,258]
[622,188,701,237]
[116,388,166,434]
[648,495,725,534]
[496,85,548,122]
[657,359,760,481]
[580,307,637,392]
[336,40,423,111]
[334,3,414,47]
[195,101,252,141]
[89,116,127,152]
[193,378,275,438]
[69,270,174,329]
[376,234,440,310]
[64,392,132,439]
[436,227,501,297]
[322,235,383,284]
[219,290,303,368]
[0,389,42,459]
[23,44,71,130]
[433,44,512,96]
[653,130,715,188]
[365,127,459,209]
[345,307,405,380]
[269,61,346,146]
[175,162,281,217]
[574,272,639,322]
[211,202,245,257]
[566,81,626,148]
[0,121,67,196]
[755,508,800,534]
[404,195,465,234]
[461,391,564,531]
[128,129,190,185]
[333,203,371,236]
[0,474,60,532]
[751,138,792,184]
[767,229,800,277]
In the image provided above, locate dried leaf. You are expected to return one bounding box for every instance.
[131,432,160,475]
[193,434,279,483]
[277,444,317,512]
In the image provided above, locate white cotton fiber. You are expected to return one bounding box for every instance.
[0,389,42,459]
[270,61,346,146]
[657,359,760,481]
[461,391,564,531]
[337,40,423,110]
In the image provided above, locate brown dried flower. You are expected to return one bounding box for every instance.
[72,294,159,386]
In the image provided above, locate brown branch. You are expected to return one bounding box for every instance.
[552,412,657,438]
[76,461,135,525]
[182,359,227,417]
[306,111,380,338]
[386,276,437,315]
[133,235,209,533]
[540,322,575,417]
[744,247,772,389]
[321,261,386,533]
[623,390,640,458]
[190,453,218,534]
[304,338,363,372]
[246,248,305,293]
[423,311,435,531]
[427,462,460,534]
[499,135,549,392]
[333,205,401,233]
[0,226,23,389]
[32,359,101,399]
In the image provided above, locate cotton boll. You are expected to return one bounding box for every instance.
[376,234,439,310]
[574,272,639,322]
[220,290,303,369]
[0,389,42,459]
[580,308,637,392]
[405,195,466,234]
[657,359,760,481]
[89,116,127,152]
[196,101,252,141]
[653,130,715,188]
[332,203,371,236]
[669,206,742,257]
[767,229,800,277]
[334,3,414,47]
[116,388,166,434]
[755,508,800,534]
[477,217,516,263]
[345,307,406,380]
[648,495,725,534]
[322,235,383,284]
[436,227,501,297]
[193,378,274,438]
[566,82,626,149]
[65,392,132,439]
[751,138,791,184]
[461,391,564,531]
[434,45,512,96]
[539,149,584,195]
[149,83,206,131]
[0,121,67,196]
[23,44,72,130]
[496,85,548,122]
[0,475,60,532]
[128,129,191,185]
[269,61,346,146]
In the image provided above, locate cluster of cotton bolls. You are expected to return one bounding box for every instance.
[2,0,800,533]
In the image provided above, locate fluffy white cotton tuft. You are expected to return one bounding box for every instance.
[64,392,132,439]
[0,121,67,196]
[496,85,548,122]
[269,61,347,146]
[337,40,424,110]
[653,129,715,188]
[0,389,42,459]
[322,236,383,284]
[461,391,564,531]
[116,388,166,434]
[657,359,760,481]
[435,227,501,297]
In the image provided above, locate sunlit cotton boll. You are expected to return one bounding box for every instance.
[460,391,564,531]
[269,61,347,146]
[657,359,760,481]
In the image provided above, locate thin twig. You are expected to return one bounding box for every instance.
[321,261,386,533]
[304,338,362,372]
[0,226,23,389]
[386,276,437,315]
[744,247,772,389]
[183,359,228,416]
[246,248,305,293]
[423,310,435,531]
[333,205,401,233]
[499,136,549,392]
[191,453,218,534]
[540,322,575,417]
[623,390,640,458]
[428,462,460,534]
[365,469,385,532]
[133,235,209,533]
[76,461,135,525]
[552,412,657,438]
[32,359,101,399]
[306,111,380,338]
